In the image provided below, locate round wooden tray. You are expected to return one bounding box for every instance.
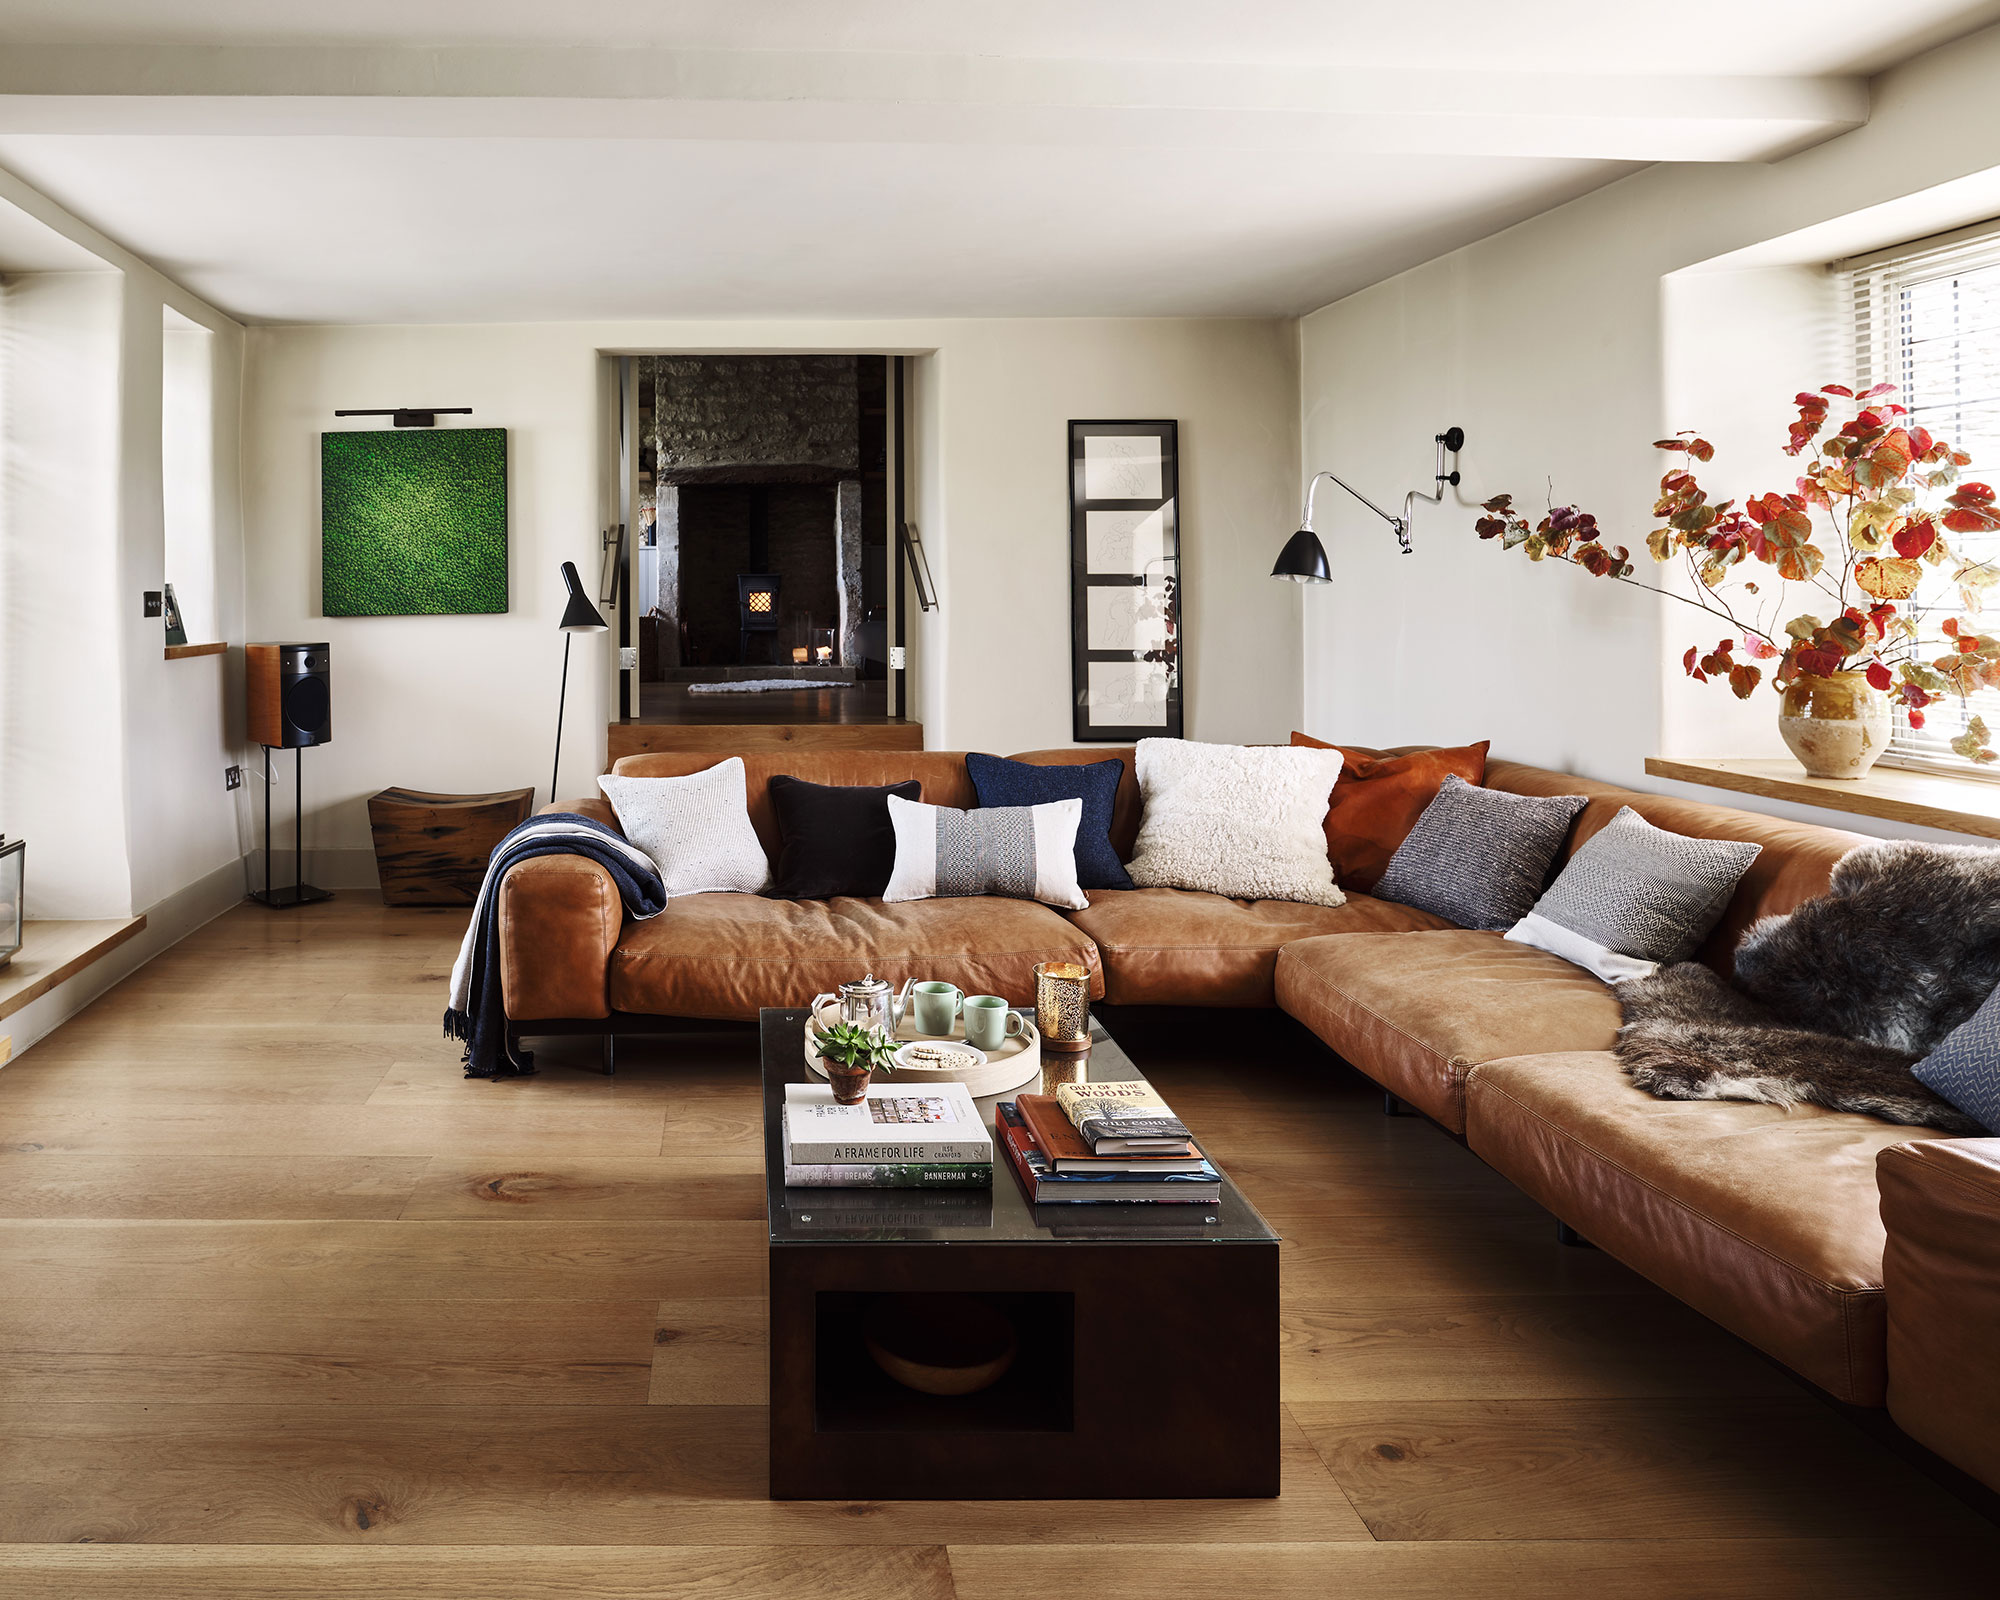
[805,1000,1044,1098]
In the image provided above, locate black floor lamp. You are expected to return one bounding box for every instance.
[551,560,609,805]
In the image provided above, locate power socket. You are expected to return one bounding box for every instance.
[619,646,638,671]
[890,646,907,670]
[224,765,244,791]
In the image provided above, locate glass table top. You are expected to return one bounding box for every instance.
[762,1007,1280,1247]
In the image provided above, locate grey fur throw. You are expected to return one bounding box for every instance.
[1616,840,2000,1133]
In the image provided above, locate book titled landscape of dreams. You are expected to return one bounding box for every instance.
[784,1082,993,1165]
[1054,1078,1192,1152]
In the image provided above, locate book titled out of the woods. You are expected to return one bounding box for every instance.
[1053,1077,1193,1154]
[997,1102,1220,1204]
[783,1081,993,1167]
[780,1108,993,1188]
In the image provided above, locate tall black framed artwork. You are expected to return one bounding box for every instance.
[1068,420,1182,742]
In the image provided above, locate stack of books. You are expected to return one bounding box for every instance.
[997,1079,1221,1205]
[781,1081,994,1188]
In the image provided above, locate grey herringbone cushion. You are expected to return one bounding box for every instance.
[1506,805,1761,982]
[1375,775,1585,931]
[1913,982,2000,1133]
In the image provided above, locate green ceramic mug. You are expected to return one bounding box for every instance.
[910,980,963,1036]
[962,994,1026,1052]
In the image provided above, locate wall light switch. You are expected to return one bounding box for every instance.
[619,646,638,671]
[143,591,163,618]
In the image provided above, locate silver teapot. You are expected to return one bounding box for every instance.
[808,973,912,1038]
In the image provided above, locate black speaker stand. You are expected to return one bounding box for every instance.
[250,744,333,909]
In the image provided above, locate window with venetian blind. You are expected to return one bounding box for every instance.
[1845,222,2000,774]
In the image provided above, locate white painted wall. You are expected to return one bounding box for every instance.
[0,270,132,919]
[240,316,1300,864]
[1298,19,2000,836]
[0,163,248,1055]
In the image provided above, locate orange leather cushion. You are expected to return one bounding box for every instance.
[1290,734,1490,892]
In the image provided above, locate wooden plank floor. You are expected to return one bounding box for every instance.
[0,897,1991,1599]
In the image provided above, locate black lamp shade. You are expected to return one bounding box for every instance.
[559,560,609,632]
[1271,528,1331,584]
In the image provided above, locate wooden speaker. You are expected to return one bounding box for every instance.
[247,643,332,749]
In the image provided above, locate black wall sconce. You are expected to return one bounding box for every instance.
[1273,427,1465,583]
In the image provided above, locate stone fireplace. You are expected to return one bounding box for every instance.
[643,355,870,673]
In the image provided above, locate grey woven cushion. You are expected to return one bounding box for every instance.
[1912,982,2000,1133]
[1375,775,1586,931]
[1515,806,1761,977]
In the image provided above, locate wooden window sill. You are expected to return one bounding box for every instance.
[0,916,147,1025]
[1645,756,2000,841]
[165,642,227,661]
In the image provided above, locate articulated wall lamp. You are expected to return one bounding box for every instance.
[1272,427,1466,583]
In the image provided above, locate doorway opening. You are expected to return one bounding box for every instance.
[620,354,909,732]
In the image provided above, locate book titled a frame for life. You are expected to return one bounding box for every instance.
[783,1081,993,1166]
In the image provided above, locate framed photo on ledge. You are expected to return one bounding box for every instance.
[1068,419,1181,742]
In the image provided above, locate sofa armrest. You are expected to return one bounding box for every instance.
[498,854,620,1020]
[1878,1137,2000,1493]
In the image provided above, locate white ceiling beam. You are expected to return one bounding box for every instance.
[0,45,1868,162]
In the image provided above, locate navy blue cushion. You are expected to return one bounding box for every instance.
[1913,980,2000,1134]
[965,752,1134,891]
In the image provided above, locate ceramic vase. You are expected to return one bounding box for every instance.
[1778,670,1891,779]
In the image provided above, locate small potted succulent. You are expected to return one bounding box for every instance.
[814,1019,899,1105]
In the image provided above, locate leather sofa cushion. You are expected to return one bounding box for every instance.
[1878,1138,2000,1488]
[1273,930,1622,1132]
[1467,1051,1921,1405]
[1069,888,1452,1008]
[607,892,1104,1022]
[1482,759,1866,974]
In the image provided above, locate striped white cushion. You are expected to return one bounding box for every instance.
[882,794,1087,909]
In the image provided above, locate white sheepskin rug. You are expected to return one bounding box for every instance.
[1125,738,1346,906]
[684,679,853,695]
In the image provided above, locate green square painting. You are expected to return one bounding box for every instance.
[321,428,508,616]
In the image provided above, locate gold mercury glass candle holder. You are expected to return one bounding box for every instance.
[1034,960,1092,1055]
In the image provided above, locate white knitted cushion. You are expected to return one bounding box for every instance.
[598,757,771,896]
[1124,738,1345,906]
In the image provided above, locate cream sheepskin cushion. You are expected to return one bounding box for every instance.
[598,757,772,896]
[1125,739,1345,906]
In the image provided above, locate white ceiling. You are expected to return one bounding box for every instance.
[0,1,1993,324]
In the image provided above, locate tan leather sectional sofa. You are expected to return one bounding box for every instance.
[501,745,2000,1497]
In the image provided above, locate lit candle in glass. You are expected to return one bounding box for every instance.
[816,645,833,663]
[792,647,808,663]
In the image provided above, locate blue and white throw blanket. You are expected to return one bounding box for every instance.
[445,813,667,1079]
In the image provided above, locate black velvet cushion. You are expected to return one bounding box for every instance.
[767,775,922,899]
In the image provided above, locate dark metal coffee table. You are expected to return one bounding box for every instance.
[761,1006,1280,1500]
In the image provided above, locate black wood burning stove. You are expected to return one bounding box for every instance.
[737,573,782,666]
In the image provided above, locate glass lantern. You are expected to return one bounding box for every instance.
[0,836,22,968]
